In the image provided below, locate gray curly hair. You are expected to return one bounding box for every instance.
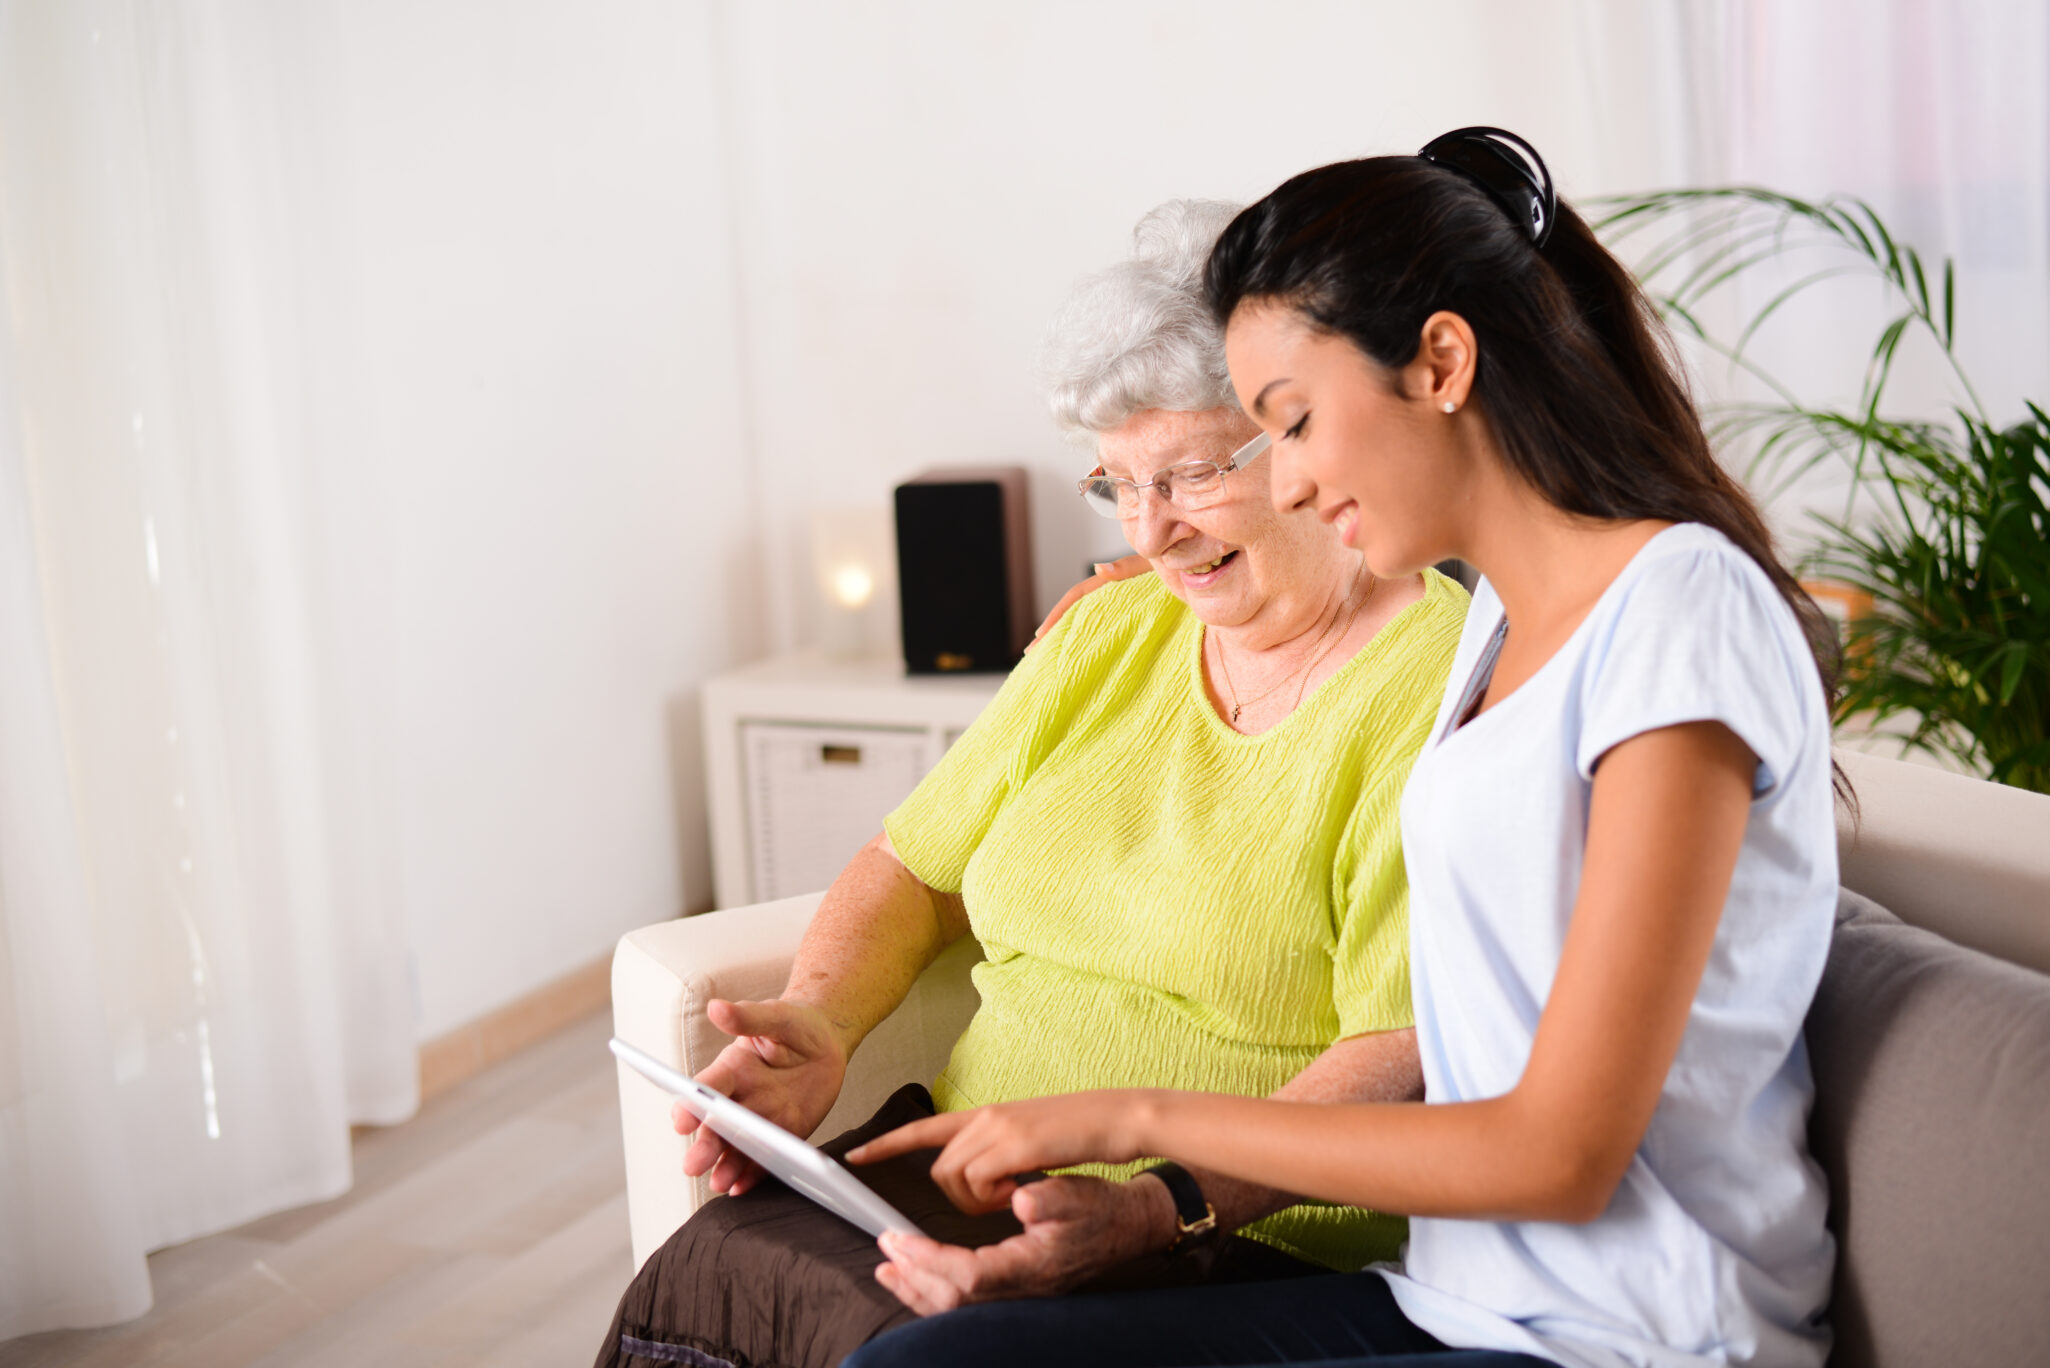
[1041,199,1244,438]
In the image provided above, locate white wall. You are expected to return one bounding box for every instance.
[327,1,762,1037]
[718,0,1710,652]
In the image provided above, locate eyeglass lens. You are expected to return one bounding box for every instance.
[1079,464,1230,518]
[1077,431,1265,519]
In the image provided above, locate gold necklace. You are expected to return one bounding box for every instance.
[1291,570,1377,713]
[1214,565,1375,725]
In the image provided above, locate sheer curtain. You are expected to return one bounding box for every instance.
[0,0,415,1338]
[1727,0,2049,425]
[1649,0,2050,531]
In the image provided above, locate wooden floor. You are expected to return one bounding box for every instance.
[1,1009,631,1368]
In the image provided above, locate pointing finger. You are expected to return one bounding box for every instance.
[846,1110,971,1164]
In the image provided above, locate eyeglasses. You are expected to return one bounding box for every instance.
[1076,431,1271,520]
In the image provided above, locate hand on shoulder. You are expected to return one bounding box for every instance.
[1027,554,1152,650]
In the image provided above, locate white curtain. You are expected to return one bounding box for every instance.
[0,0,415,1338]
[1642,0,2050,530]
[1727,0,2049,423]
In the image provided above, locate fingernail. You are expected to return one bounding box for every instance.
[1093,563,1111,575]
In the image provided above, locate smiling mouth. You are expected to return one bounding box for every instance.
[1183,550,1239,576]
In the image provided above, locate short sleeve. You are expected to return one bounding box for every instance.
[1573,541,1817,797]
[881,586,1097,893]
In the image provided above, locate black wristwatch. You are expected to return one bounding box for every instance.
[1140,1161,1219,1254]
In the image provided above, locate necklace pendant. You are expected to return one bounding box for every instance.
[1231,703,1242,723]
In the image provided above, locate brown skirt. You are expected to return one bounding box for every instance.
[594,1085,1321,1368]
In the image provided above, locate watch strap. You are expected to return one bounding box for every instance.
[1140,1161,1218,1253]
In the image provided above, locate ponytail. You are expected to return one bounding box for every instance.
[1205,153,1847,800]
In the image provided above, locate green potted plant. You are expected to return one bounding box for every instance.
[1596,188,2049,794]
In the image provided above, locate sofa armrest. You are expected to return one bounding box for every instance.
[1835,748,2050,976]
[611,892,983,1271]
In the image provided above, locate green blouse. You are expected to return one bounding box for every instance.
[885,568,1467,1269]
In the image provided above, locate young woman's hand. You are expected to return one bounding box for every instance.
[1027,555,1151,649]
[849,1090,1157,1214]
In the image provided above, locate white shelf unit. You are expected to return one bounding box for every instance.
[702,650,1006,910]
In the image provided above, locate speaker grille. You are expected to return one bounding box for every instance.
[895,481,1017,673]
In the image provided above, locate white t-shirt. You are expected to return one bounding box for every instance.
[1379,523,1838,1368]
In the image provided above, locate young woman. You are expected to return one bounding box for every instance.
[842,129,1844,1368]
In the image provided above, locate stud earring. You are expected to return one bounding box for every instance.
[1441,401,1457,414]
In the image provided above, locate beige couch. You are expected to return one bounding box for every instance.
[611,748,2050,1366]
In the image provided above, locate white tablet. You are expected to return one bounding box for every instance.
[608,1036,922,1239]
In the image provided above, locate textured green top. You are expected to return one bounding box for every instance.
[884,568,1469,1270]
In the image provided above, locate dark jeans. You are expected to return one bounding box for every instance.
[842,1270,1556,1368]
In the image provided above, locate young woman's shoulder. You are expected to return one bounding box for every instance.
[1620,521,1772,589]
[1596,524,1812,671]
[1575,522,1827,795]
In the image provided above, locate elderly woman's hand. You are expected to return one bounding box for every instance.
[869,1173,1177,1315]
[677,997,850,1195]
[1028,555,1151,649]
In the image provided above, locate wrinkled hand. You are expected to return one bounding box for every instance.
[872,1174,1172,1315]
[1027,555,1151,649]
[849,1091,1150,1215]
[677,998,848,1196]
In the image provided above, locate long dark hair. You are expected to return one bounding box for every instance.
[1205,153,1848,798]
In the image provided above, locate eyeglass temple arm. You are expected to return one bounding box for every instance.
[1230,431,1272,469]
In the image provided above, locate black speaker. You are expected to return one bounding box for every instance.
[894,467,1033,674]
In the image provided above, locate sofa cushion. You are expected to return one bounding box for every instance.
[1806,888,2050,1368]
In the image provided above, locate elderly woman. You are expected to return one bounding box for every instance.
[594,201,1468,1368]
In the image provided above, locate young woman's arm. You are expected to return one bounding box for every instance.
[853,718,1756,1224]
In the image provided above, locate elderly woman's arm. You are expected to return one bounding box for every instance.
[680,832,970,1195]
[1153,1024,1422,1240]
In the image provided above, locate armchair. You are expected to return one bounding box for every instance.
[610,892,981,1269]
